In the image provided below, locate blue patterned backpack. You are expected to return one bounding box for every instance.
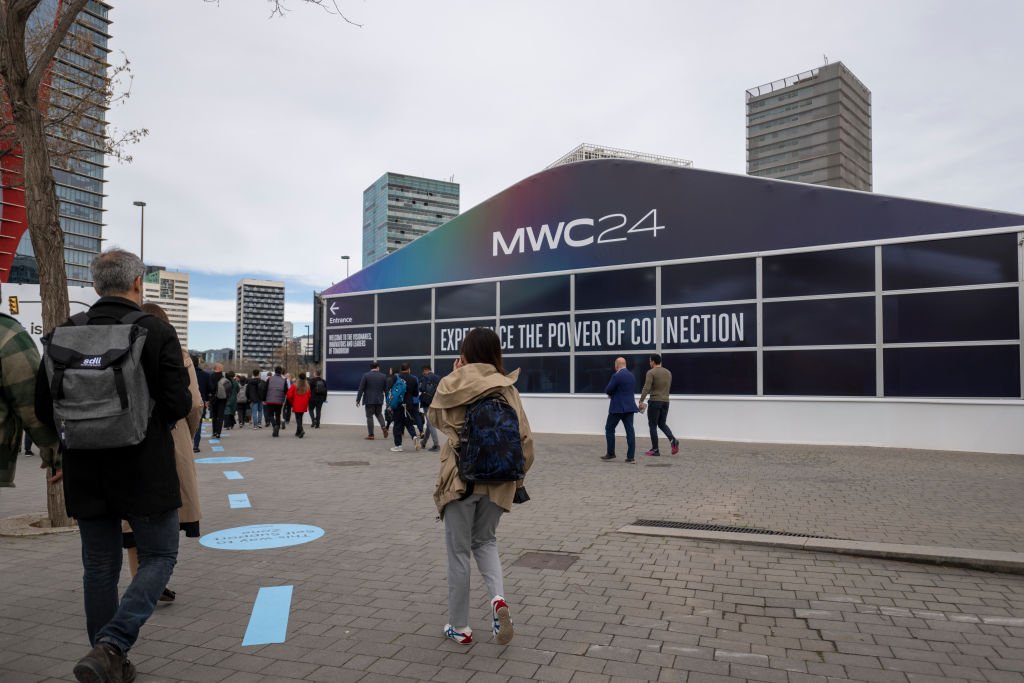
[457,392,525,485]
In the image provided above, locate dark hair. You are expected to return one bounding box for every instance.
[226,371,235,379]
[370,362,379,370]
[141,302,170,324]
[422,365,431,372]
[252,368,260,377]
[650,354,662,365]
[275,366,284,374]
[400,362,410,372]
[460,328,504,374]
[192,355,202,368]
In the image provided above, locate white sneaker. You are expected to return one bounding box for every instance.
[390,446,404,452]
[491,596,513,644]
[443,624,472,644]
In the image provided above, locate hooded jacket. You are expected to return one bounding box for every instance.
[428,363,535,517]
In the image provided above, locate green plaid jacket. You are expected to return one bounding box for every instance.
[0,314,58,487]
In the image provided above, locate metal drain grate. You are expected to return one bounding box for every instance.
[326,461,370,467]
[631,519,836,540]
[645,463,672,467]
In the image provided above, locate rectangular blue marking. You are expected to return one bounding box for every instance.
[228,493,251,509]
[224,471,244,480]
[208,438,220,444]
[242,586,293,646]
[212,446,225,452]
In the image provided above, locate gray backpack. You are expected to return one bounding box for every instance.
[43,310,154,450]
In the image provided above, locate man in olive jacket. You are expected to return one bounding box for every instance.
[35,249,192,682]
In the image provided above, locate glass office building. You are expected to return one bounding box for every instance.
[322,161,1024,454]
[236,279,285,365]
[362,172,459,267]
[6,1,112,286]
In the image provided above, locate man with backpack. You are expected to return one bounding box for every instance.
[388,363,420,452]
[308,369,328,428]
[209,362,229,439]
[418,364,441,451]
[34,249,192,682]
[263,366,288,437]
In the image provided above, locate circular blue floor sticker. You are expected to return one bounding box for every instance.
[200,524,325,551]
[194,456,254,464]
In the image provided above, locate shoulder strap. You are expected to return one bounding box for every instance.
[119,310,150,325]
[70,312,90,326]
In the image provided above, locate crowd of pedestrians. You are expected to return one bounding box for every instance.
[356,362,442,452]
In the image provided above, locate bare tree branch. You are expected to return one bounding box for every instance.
[26,0,89,96]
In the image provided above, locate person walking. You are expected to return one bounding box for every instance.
[223,371,239,430]
[355,362,387,440]
[264,366,287,437]
[209,362,229,439]
[120,302,204,604]
[246,368,263,429]
[383,367,396,437]
[192,357,210,453]
[600,357,639,463]
[236,375,249,427]
[418,364,441,451]
[0,311,59,488]
[286,373,311,438]
[638,353,680,457]
[281,373,293,428]
[388,363,420,452]
[429,328,535,646]
[34,249,192,682]
[308,369,328,428]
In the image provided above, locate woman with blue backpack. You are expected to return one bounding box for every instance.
[429,327,535,646]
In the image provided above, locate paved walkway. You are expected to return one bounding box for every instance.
[1,425,1023,683]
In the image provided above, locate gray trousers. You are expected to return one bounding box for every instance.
[444,493,505,629]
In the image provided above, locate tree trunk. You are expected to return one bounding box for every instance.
[10,81,73,529]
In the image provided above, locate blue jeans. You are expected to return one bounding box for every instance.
[250,401,264,426]
[77,509,179,653]
[605,412,636,460]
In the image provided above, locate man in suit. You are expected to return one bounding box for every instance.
[356,362,388,440]
[600,357,639,463]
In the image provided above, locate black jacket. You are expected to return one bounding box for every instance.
[35,297,192,519]
[356,370,387,406]
[245,377,262,403]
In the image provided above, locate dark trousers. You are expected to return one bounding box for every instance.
[266,403,283,433]
[392,406,418,446]
[309,399,324,427]
[295,412,305,435]
[78,509,179,652]
[237,404,248,425]
[211,398,227,436]
[364,403,385,436]
[283,402,292,425]
[193,404,207,450]
[605,412,636,460]
[647,400,675,452]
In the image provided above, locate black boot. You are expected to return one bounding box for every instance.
[74,642,135,683]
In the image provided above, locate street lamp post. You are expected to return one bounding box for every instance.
[341,255,350,278]
[133,201,146,263]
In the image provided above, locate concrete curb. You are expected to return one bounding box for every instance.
[617,525,1024,575]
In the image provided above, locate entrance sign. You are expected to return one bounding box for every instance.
[200,524,325,550]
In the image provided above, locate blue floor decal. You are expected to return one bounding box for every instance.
[212,446,225,452]
[200,524,324,550]
[242,586,293,646]
[228,493,251,509]
[195,456,254,464]
[224,471,244,480]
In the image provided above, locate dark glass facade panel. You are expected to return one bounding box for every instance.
[764,349,876,396]
[575,268,656,310]
[326,295,374,327]
[662,259,756,305]
[764,297,875,346]
[884,346,1020,398]
[883,234,1018,291]
[435,319,496,355]
[501,276,571,315]
[661,303,757,349]
[575,354,652,394]
[883,288,1019,344]
[574,309,657,352]
[661,352,757,395]
[377,289,431,323]
[763,247,874,297]
[325,360,372,391]
[325,326,374,360]
[435,282,496,319]
[499,315,570,354]
[505,355,570,394]
[378,323,431,358]
[379,358,432,380]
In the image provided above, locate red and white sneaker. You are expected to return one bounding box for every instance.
[443,624,473,644]
[491,596,514,645]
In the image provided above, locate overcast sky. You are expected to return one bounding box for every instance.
[100,0,1024,350]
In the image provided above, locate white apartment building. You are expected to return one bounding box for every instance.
[236,279,285,365]
[143,269,189,348]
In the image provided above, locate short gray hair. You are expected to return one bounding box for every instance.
[91,249,145,296]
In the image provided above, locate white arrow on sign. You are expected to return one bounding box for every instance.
[329,302,338,315]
